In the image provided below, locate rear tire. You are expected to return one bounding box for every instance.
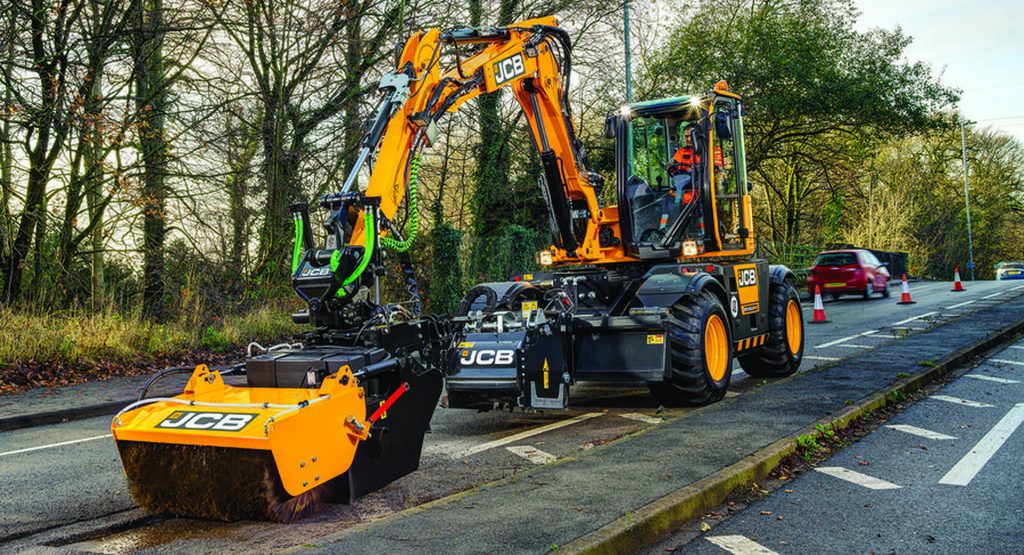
[882,279,891,298]
[738,280,803,378]
[862,280,872,300]
[648,290,732,407]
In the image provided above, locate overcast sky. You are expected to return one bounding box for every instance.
[855,0,1024,141]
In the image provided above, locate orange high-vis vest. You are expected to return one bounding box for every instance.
[672,147,699,170]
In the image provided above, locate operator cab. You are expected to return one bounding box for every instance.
[609,84,751,260]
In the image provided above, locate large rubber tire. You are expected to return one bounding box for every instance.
[738,280,804,378]
[648,290,732,407]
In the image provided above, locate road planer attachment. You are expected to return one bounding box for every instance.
[113,351,441,522]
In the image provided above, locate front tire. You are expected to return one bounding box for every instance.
[648,290,732,407]
[738,280,803,378]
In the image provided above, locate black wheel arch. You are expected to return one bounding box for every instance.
[634,271,729,313]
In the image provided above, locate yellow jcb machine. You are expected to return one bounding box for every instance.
[112,16,804,522]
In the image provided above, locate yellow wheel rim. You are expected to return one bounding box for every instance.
[785,299,802,355]
[705,314,729,382]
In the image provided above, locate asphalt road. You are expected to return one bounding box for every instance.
[647,338,1024,555]
[1,279,1021,553]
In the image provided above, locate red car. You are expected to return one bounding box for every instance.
[807,249,891,300]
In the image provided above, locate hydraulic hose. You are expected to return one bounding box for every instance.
[329,209,376,298]
[381,155,421,252]
[291,213,303,273]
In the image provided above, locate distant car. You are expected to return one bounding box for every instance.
[807,249,891,300]
[995,261,1024,280]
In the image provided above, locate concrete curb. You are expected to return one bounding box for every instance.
[0,400,131,432]
[560,316,1024,555]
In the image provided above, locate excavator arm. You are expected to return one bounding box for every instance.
[290,17,624,328]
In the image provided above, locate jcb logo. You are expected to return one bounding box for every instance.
[738,268,757,287]
[493,54,525,85]
[460,349,516,366]
[156,411,256,432]
[301,267,331,277]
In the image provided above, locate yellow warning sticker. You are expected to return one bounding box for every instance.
[458,342,475,348]
[378,400,387,420]
[521,300,538,319]
[543,358,550,389]
[647,334,665,345]
[523,274,534,281]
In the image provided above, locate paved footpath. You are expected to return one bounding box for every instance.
[300,293,1024,554]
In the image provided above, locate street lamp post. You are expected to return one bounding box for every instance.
[624,1,632,103]
[960,118,975,281]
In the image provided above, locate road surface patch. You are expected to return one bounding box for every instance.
[0,433,112,457]
[928,395,994,408]
[990,359,1024,367]
[450,412,602,459]
[706,535,780,555]
[883,424,957,440]
[619,413,663,425]
[939,403,1024,486]
[814,466,901,490]
[964,374,1020,384]
[506,445,557,465]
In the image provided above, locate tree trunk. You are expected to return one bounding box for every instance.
[86,60,106,309]
[134,0,169,320]
[0,6,13,293]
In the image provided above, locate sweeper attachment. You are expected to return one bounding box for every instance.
[112,183,449,521]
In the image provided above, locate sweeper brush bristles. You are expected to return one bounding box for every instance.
[116,441,325,523]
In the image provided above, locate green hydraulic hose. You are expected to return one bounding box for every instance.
[291,215,303,273]
[331,210,376,297]
[380,155,420,252]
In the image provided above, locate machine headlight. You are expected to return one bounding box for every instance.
[682,240,698,257]
[536,249,554,266]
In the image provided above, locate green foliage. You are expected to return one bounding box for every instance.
[897,372,911,378]
[795,433,820,461]
[488,225,540,280]
[201,326,232,353]
[428,223,464,314]
[918,360,936,367]
[0,304,299,370]
[815,423,837,441]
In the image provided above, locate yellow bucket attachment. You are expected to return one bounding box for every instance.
[112,364,370,521]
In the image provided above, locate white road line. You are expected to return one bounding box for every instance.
[506,445,556,465]
[929,395,994,408]
[815,466,901,490]
[890,311,938,327]
[981,291,1005,299]
[706,535,780,555]
[619,412,663,425]
[884,424,957,440]
[1012,284,1024,291]
[939,403,1024,486]
[964,374,1021,384]
[0,434,113,457]
[946,300,976,309]
[452,413,602,459]
[804,355,840,361]
[836,343,873,349]
[1008,345,1024,350]
[725,391,740,398]
[815,330,879,349]
[991,359,1024,367]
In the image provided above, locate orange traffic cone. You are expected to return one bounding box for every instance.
[951,267,966,292]
[897,274,916,304]
[810,285,829,324]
